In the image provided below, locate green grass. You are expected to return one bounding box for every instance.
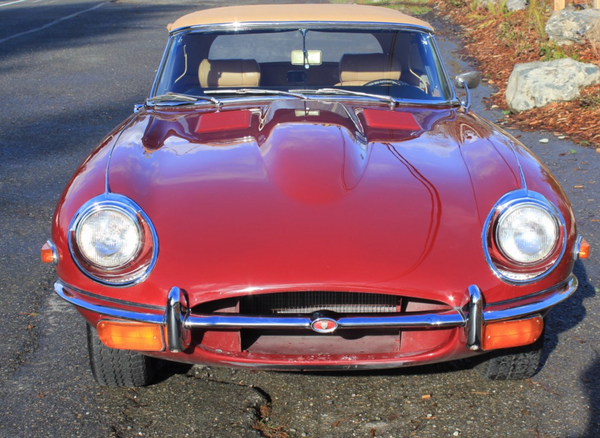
[579,92,600,109]
[331,0,432,16]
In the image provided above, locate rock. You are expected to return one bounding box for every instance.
[546,9,600,46]
[506,58,600,113]
[505,0,528,11]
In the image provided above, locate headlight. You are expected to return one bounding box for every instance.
[483,191,566,283]
[69,194,158,286]
[496,203,558,264]
[76,207,142,268]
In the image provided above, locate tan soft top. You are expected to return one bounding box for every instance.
[168,4,433,32]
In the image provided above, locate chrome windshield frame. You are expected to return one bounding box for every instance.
[150,21,459,105]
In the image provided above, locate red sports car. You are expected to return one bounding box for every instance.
[43,4,589,386]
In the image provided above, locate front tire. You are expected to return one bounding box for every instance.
[474,334,544,380]
[86,323,156,387]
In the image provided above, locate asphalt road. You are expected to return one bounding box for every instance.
[0,1,598,437]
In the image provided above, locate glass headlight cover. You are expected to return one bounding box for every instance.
[496,203,559,264]
[69,195,158,286]
[76,207,142,269]
[483,191,566,284]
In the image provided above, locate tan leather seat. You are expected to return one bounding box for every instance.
[199,59,261,88]
[338,53,401,86]
[407,45,430,93]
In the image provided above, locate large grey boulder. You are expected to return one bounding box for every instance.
[506,58,599,112]
[546,8,600,45]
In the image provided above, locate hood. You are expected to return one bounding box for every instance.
[107,100,523,305]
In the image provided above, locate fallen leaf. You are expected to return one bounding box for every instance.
[574,185,584,189]
[539,138,549,144]
[332,420,341,427]
[422,394,431,400]
[569,149,577,154]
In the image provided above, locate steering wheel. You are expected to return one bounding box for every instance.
[363,79,410,87]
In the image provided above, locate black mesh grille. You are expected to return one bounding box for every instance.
[240,291,400,315]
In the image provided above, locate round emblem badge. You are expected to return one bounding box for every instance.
[310,317,338,334]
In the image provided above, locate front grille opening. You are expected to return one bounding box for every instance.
[192,291,453,356]
[240,291,401,315]
[241,329,401,355]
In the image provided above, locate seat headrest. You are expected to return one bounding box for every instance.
[338,53,401,85]
[199,59,261,88]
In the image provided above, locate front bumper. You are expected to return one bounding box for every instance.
[54,275,578,355]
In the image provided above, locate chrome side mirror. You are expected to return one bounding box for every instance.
[134,104,143,113]
[454,72,481,90]
[454,72,481,112]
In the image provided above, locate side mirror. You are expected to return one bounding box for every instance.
[134,104,143,113]
[454,72,481,90]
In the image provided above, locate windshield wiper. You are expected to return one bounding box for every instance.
[145,92,221,108]
[290,88,398,108]
[205,88,306,99]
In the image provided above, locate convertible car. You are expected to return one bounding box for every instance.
[43,4,589,386]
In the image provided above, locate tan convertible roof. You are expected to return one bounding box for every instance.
[168,4,433,32]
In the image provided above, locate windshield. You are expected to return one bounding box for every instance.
[153,27,453,103]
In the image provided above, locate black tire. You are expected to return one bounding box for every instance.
[474,334,544,380]
[86,323,157,387]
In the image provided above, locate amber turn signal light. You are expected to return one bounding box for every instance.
[97,320,164,352]
[41,241,56,264]
[579,238,590,259]
[482,316,543,351]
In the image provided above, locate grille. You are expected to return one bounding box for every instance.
[240,291,400,315]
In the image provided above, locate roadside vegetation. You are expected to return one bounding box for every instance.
[436,0,600,147]
[331,0,433,16]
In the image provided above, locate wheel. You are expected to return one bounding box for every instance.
[363,78,410,87]
[473,334,544,380]
[86,323,157,387]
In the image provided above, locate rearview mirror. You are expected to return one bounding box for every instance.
[291,50,322,66]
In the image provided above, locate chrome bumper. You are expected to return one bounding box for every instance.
[54,275,578,353]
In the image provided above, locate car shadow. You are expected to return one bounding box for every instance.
[540,261,595,368]
[153,359,193,385]
[582,350,600,437]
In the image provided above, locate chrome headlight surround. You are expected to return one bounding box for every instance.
[68,194,158,287]
[483,191,566,284]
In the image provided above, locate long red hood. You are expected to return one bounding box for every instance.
[105,100,530,306]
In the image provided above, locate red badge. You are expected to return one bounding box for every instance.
[310,318,338,334]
